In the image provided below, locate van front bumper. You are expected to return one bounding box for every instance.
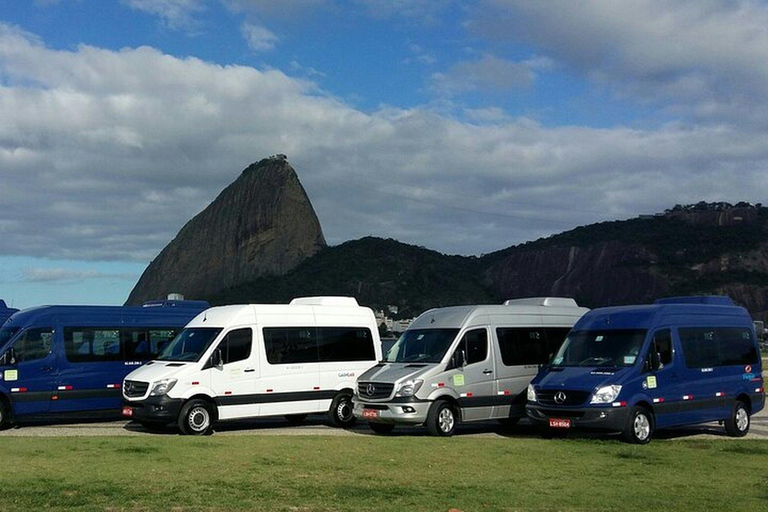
[122,396,183,424]
[352,396,431,425]
[526,403,630,432]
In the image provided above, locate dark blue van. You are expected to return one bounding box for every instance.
[0,300,208,428]
[526,296,765,443]
[0,300,18,326]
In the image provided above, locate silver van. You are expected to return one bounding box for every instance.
[352,298,588,436]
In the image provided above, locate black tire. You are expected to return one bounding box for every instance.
[0,400,10,430]
[426,400,457,436]
[724,401,750,437]
[178,399,214,436]
[140,421,168,433]
[285,414,308,425]
[368,422,395,435]
[622,406,654,444]
[328,392,356,428]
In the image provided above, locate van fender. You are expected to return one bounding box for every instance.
[178,386,216,402]
[424,389,462,421]
[624,391,655,416]
[330,379,356,393]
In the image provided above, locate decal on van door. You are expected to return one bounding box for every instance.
[4,369,17,381]
[453,374,464,386]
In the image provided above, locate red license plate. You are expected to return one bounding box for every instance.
[549,418,571,429]
[122,406,133,417]
[362,409,379,419]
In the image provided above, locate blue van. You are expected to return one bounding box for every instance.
[0,300,18,326]
[0,300,208,428]
[526,296,765,443]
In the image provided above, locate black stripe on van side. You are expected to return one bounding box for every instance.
[458,395,516,409]
[653,397,728,414]
[215,390,338,407]
[11,388,121,403]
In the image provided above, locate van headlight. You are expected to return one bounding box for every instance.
[396,379,423,397]
[590,385,622,404]
[527,384,537,402]
[150,378,177,396]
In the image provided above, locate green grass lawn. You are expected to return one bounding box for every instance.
[0,435,766,511]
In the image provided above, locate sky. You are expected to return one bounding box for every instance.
[2,0,768,309]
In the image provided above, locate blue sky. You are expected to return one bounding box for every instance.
[2,0,768,309]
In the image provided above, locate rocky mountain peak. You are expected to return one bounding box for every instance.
[125,157,326,304]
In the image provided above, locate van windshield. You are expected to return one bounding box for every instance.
[384,329,459,363]
[0,326,19,347]
[156,328,222,362]
[552,329,648,367]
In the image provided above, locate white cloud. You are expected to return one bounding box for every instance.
[471,0,768,125]
[121,0,205,30]
[1,22,768,265]
[431,54,548,96]
[241,22,278,52]
[22,268,133,283]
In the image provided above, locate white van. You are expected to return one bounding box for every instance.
[352,298,588,436]
[122,297,382,435]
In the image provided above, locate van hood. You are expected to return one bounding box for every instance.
[534,366,632,392]
[358,362,437,384]
[125,360,194,383]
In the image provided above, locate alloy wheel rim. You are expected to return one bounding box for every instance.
[189,407,210,432]
[337,399,353,422]
[634,413,650,440]
[438,408,454,433]
[736,408,749,431]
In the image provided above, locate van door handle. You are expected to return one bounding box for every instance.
[244,368,256,373]
[483,369,493,375]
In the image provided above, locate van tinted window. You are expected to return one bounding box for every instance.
[124,329,179,360]
[219,328,252,364]
[65,328,122,362]
[264,327,376,364]
[653,329,673,366]
[496,328,546,366]
[679,327,757,368]
[16,328,53,363]
[318,327,375,362]
[457,329,487,365]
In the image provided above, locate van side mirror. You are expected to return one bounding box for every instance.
[447,349,467,370]
[4,347,17,366]
[211,349,224,370]
[644,350,660,373]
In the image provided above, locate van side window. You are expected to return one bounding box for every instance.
[653,329,673,366]
[543,328,571,359]
[219,328,253,365]
[264,328,318,364]
[317,328,375,362]
[124,329,179,360]
[15,328,53,363]
[460,329,487,365]
[496,328,546,366]
[679,327,758,368]
[64,328,122,362]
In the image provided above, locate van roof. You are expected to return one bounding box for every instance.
[1,301,209,330]
[409,298,589,330]
[574,297,751,331]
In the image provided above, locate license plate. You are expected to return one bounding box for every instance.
[362,409,379,419]
[549,418,570,429]
[122,406,133,417]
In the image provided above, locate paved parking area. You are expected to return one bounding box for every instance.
[1,404,766,439]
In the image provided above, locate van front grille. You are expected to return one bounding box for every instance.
[357,382,394,400]
[537,390,591,407]
[123,380,149,398]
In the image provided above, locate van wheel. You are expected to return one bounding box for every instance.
[178,399,214,436]
[368,422,395,435]
[426,400,457,436]
[622,406,653,444]
[285,414,308,425]
[328,392,356,428]
[725,401,750,437]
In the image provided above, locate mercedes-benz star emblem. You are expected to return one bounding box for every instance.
[366,383,376,396]
[554,391,567,404]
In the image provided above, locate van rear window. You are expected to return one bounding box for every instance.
[679,327,757,368]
